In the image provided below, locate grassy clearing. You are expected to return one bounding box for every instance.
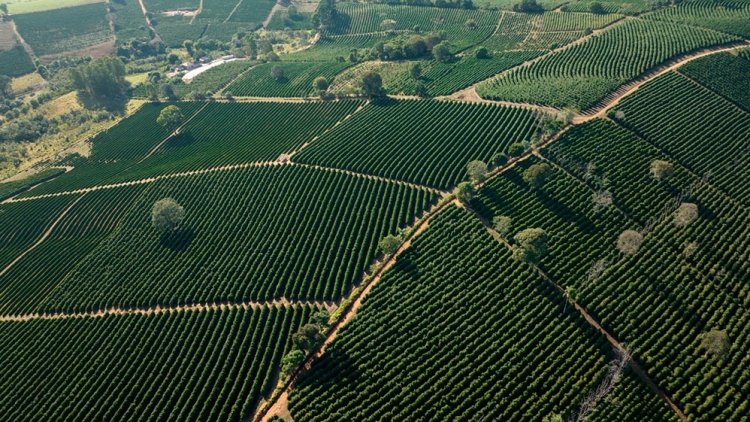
[5,0,104,14]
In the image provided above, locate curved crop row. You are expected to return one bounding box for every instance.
[327,3,499,50]
[36,165,436,313]
[644,0,750,38]
[290,206,638,420]
[477,19,739,109]
[678,51,750,112]
[0,195,79,269]
[294,99,540,189]
[0,186,146,316]
[615,72,750,205]
[0,304,316,421]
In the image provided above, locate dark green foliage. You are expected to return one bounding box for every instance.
[0,305,317,421]
[0,168,65,201]
[679,51,750,111]
[38,165,436,311]
[0,47,35,78]
[226,61,350,97]
[70,57,129,111]
[289,206,612,420]
[616,72,750,205]
[361,71,385,98]
[13,3,112,56]
[295,100,540,189]
[478,19,739,109]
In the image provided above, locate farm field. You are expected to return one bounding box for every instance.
[109,0,153,43]
[16,102,204,197]
[327,3,500,51]
[0,304,318,420]
[289,206,666,420]
[295,99,540,190]
[111,101,363,180]
[226,61,352,97]
[1,0,749,420]
[31,165,436,313]
[644,0,750,38]
[13,2,113,57]
[477,19,740,109]
[614,72,750,205]
[678,51,750,111]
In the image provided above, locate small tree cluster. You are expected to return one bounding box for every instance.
[455,182,475,204]
[513,0,544,13]
[369,33,446,61]
[281,309,331,376]
[361,72,386,98]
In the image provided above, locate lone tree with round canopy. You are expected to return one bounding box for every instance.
[152,198,185,237]
[523,163,552,190]
[650,160,674,182]
[674,202,699,227]
[156,105,184,131]
[513,228,548,263]
[617,230,643,255]
[378,234,401,255]
[466,160,488,182]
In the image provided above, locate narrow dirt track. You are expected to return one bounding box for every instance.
[137,0,162,41]
[256,197,453,422]
[0,299,336,323]
[463,202,688,420]
[576,40,750,122]
[4,161,439,204]
[0,193,86,278]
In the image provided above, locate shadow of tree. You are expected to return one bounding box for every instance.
[160,227,195,251]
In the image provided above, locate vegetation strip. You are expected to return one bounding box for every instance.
[0,299,336,322]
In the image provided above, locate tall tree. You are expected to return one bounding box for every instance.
[70,56,129,110]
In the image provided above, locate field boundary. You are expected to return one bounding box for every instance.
[0,299,336,322]
[4,160,440,203]
[577,39,750,119]
[0,193,87,278]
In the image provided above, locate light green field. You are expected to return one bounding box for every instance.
[6,0,104,14]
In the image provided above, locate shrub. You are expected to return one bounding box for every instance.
[673,203,699,227]
[617,230,643,255]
